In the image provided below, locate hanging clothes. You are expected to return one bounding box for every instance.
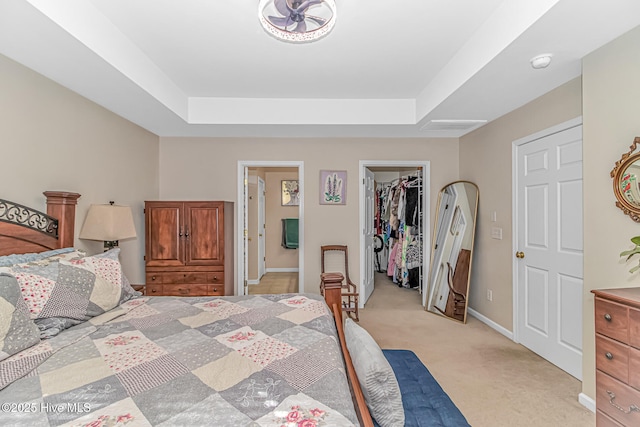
[376,173,423,287]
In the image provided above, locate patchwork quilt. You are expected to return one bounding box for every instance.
[0,294,358,426]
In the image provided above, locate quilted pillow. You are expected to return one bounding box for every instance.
[0,274,41,361]
[0,249,138,338]
[344,318,404,427]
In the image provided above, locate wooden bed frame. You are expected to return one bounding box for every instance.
[0,191,374,426]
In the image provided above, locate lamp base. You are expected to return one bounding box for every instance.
[103,241,119,252]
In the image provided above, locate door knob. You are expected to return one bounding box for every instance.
[516,251,525,259]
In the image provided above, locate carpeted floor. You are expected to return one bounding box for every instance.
[360,273,594,427]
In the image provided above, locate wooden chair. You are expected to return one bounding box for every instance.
[320,245,359,321]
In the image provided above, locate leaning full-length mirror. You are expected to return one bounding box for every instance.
[426,181,479,323]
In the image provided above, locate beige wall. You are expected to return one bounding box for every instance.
[582,25,640,400]
[265,169,299,270]
[459,77,582,329]
[1,54,160,284]
[159,138,459,294]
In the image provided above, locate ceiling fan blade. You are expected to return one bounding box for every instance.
[274,0,292,16]
[268,15,293,29]
[294,20,307,33]
[306,15,326,26]
[296,0,323,13]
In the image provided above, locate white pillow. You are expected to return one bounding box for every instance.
[344,318,404,427]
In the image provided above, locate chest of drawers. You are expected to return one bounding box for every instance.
[592,288,640,426]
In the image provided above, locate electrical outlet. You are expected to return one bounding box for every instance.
[491,227,503,240]
[487,289,493,301]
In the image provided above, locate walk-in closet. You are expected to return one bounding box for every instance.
[367,166,425,302]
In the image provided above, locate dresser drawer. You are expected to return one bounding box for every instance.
[146,284,163,296]
[209,285,224,296]
[596,334,629,382]
[146,272,215,285]
[163,272,210,284]
[596,298,629,343]
[208,272,224,284]
[597,410,624,427]
[630,308,640,349]
[161,284,211,296]
[597,371,640,426]
[629,347,640,391]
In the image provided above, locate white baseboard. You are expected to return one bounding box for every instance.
[266,268,299,273]
[578,393,595,413]
[467,307,514,340]
[247,279,260,285]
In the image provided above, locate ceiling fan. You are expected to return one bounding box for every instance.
[267,0,327,33]
[258,0,336,42]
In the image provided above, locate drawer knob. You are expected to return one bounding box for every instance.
[151,276,156,281]
[151,288,157,293]
[606,352,613,360]
[604,313,612,322]
[213,275,218,281]
[607,391,640,414]
[179,288,188,295]
[213,288,218,292]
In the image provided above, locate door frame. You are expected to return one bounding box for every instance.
[511,116,582,342]
[359,160,431,308]
[258,177,266,280]
[237,160,304,296]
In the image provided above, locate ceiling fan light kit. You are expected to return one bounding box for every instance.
[258,0,337,43]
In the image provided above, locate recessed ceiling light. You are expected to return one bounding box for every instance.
[530,54,553,69]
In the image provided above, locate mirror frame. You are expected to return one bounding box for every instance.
[611,137,640,222]
[425,180,479,323]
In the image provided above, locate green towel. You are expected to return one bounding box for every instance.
[282,218,299,249]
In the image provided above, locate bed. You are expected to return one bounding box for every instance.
[0,192,373,426]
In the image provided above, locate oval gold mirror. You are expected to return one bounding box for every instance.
[611,137,640,222]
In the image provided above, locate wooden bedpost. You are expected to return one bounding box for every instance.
[43,191,80,248]
[322,278,344,323]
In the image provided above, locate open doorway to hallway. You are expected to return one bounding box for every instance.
[360,161,430,308]
[237,161,304,296]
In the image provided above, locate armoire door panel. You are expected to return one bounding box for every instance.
[185,203,224,266]
[145,203,183,267]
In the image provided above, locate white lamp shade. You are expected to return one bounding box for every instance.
[79,204,137,242]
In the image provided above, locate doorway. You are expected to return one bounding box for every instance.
[359,160,431,308]
[237,161,304,296]
[513,118,583,379]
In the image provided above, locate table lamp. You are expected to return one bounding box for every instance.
[79,201,136,251]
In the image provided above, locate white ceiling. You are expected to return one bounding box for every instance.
[1,0,640,138]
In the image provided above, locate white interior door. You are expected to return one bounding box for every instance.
[258,177,266,280]
[243,167,249,295]
[363,168,376,304]
[515,123,583,379]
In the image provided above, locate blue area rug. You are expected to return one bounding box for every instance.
[378,349,471,427]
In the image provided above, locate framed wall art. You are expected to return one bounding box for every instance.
[281,180,300,206]
[320,170,347,205]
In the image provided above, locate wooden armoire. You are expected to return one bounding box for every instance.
[144,201,234,296]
